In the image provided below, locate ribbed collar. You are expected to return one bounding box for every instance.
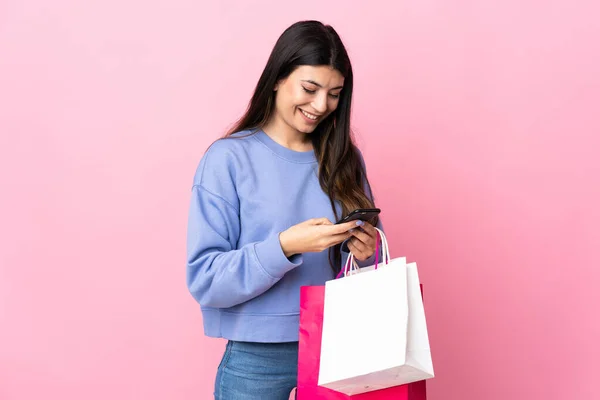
[254,130,317,164]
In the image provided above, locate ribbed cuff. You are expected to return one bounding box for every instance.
[254,233,303,279]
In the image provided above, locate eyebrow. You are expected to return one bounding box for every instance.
[301,80,344,90]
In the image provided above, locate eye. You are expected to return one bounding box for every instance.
[302,86,316,94]
[329,93,340,99]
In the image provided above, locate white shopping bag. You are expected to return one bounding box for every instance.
[318,229,434,395]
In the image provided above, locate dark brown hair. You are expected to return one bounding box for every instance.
[225,21,377,274]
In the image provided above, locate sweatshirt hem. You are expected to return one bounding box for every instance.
[201,307,300,343]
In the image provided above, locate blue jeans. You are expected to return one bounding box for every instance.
[214,340,298,400]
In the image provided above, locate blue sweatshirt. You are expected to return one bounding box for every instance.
[186,129,379,342]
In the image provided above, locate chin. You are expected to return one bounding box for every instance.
[297,125,317,134]
[295,120,320,134]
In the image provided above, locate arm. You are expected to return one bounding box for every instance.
[186,184,302,309]
[186,143,302,309]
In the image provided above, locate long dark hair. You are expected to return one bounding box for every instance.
[225,20,378,274]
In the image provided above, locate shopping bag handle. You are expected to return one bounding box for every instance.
[336,228,391,278]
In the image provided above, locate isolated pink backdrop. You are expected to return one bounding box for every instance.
[1,1,598,399]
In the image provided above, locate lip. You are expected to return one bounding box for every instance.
[298,108,321,124]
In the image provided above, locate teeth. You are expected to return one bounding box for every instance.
[301,109,318,120]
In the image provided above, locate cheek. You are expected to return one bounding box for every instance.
[327,99,340,114]
[276,89,294,112]
[279,87,307,110]
[293,90,312,107]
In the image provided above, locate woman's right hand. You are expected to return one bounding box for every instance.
[279,217,363,258]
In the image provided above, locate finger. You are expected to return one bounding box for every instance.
[347,240,367,261]
[349,237,368,254]
[334,220,364,233]
[359,221,377,235]
[327,231,353,246]
[349,228,372,245]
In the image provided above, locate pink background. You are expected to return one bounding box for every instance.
[1,1,598,399]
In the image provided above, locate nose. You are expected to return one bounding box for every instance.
[311,92,328,114]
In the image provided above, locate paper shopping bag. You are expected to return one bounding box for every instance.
[318,229,434,395]
[297,286,427,399]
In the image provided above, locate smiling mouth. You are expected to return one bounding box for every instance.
[299,108,320,121]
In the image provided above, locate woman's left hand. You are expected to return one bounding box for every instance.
[347,221,378,261]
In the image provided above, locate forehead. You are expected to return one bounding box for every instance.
[290,65,344,88]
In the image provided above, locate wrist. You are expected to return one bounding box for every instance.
[279,231,297,258]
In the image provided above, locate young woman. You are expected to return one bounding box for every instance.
[186,20,383,400]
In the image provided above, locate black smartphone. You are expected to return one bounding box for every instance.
[335,208,381,224]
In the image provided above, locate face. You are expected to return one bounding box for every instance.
[272,65,345,135]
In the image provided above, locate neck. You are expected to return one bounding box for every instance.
[262,116,313,152]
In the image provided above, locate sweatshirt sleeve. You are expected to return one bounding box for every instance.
[186,142,302,309]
